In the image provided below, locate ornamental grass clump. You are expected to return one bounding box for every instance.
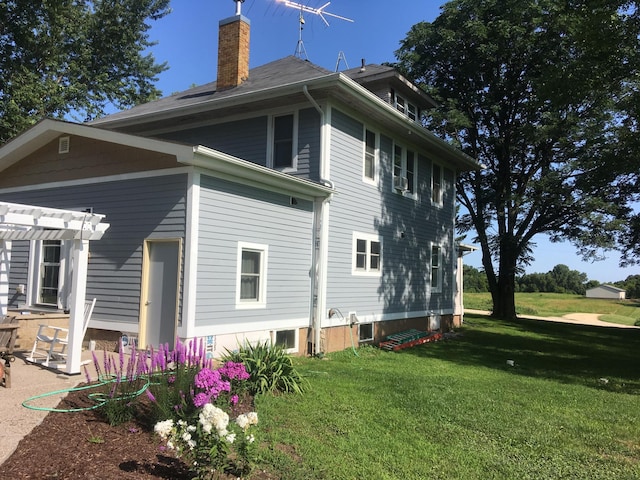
[221,340,308,395]
[89,339,151,426]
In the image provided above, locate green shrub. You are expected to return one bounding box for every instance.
[221,341,307,395]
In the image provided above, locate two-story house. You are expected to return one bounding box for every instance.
[0,10,479,363]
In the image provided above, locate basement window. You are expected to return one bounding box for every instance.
[358,323,374,342]
[274,329,297,353]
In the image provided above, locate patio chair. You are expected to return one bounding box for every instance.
[27,298,96,367]
[0,315,19,387]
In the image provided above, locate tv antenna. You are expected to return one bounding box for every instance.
[276,1,354,59]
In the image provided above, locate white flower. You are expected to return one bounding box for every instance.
[247,412,258,425]
[236,414,249,430]
[187,439,196,449]
[201,422,212,434]
[154,419,174,439]
[182,431,192,442]
[187,425,197,432]
[246,434,255,444]
[225,432,236,443]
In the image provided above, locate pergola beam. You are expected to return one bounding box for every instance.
[0,201,109,374]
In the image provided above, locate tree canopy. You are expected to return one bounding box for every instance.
[0,0,171,143]
[395,0,640,319]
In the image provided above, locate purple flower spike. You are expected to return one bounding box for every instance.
[146,389,156,403]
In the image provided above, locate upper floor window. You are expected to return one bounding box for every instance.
[391,89,420,122]
[432,163,443,205]
[393,144,417,197]
[269,113,297,171]
[363,129,377,183]
[353,232,382,276]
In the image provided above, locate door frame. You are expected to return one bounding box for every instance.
[139,238,182,349]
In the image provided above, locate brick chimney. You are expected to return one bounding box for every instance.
[217,13,250,91]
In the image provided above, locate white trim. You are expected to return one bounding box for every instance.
[392,142,418,200]
[352,232,382,276]
[90,318,140,333]
[431,162,444,207]
[181,171,200,339]
[362,127,378,186]
[322,308,454,328]
[267,111,299,172]
[191,316,309,337]
[235,241,268,309]
[430,242,443,294]
[273,328,299,354]
[358,322,374,342]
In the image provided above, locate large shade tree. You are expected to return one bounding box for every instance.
[0,0,171,143]
[395,0,640,319]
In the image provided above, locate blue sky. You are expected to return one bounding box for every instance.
[143,0,638,283]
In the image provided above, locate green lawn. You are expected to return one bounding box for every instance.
[465,292,640,325]
[254,316,640,479]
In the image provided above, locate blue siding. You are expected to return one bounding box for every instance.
[293,108,321,182]
[326,107,456,318]
[7,241,28,308]
[195,175,315,328]
[158,109,321,181]
[0,174,188,325]
[160,117,269,166]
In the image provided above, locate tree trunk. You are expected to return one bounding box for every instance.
[491,241,518,320]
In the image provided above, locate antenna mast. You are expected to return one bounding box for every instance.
[277,1,354,59]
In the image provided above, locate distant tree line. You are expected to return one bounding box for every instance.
[464,264,639,299]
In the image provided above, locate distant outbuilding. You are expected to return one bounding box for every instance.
[585,284,626,300]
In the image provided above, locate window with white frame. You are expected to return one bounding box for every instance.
[363,128,377,183]
[392,144,417,196]
[28,239,71,309]
[39,240,62,305]
[431,244,442,293]
[391,90,420,122]
[353,233,382,276]
[358,323,374,342]
[275,329,297,353]
[432,163,443,205]
[236,242,268,308]
[269,113,297,170]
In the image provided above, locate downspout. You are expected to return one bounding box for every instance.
[304,85,332,356]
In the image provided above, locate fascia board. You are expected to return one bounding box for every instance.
[0,119,194,172]
[189,145,334,199]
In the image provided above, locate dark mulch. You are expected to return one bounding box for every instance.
[0,387,276,479]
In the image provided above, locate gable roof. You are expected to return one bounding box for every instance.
[587,284,626,293]
[0,118,334,199]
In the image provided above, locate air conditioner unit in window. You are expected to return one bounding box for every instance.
[394,176,409,191]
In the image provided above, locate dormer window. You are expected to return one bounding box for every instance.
[391,89,420,123]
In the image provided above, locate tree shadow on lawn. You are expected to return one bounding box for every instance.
[405,316,640,394]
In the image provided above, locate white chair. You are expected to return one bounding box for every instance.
[28,298,96,366]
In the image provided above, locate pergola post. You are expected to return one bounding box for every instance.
[0,240,11,317]
[65,238,90,374]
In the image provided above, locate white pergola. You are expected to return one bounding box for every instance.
[0,201,109,374]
